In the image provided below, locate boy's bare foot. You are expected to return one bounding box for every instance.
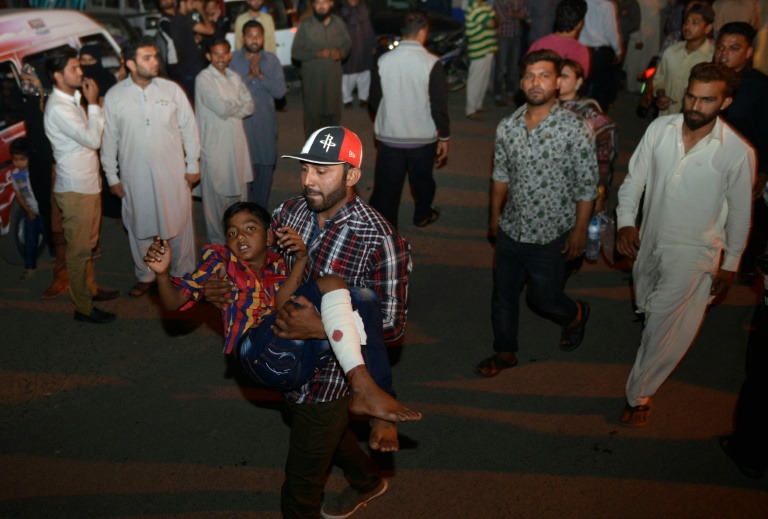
[369,418,398,452]
[347,365,422,423]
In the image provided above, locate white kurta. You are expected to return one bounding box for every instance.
[617,114,755,406]
[195,66,254,196]
[101,76,200,239]
[195,65,254,244]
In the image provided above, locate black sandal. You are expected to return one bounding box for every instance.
[474,353,518,378]
[560,301,590,352]
[415,207,440,227]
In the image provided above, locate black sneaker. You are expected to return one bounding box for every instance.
[74,307,116,324]
[320,479,388,519]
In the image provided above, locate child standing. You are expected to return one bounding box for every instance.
[9,138,47,280]
[144,201,421,423]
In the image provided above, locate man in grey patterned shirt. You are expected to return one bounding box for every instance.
[475,49,598,378]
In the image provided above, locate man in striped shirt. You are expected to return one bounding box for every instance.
[465,0,498,120]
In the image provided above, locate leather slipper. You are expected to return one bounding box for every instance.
[475,353,518,378]
[129,282,152,298]
[620,403,651,427]
[560,300,590,351]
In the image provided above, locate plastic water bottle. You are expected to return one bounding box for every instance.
[598,213,615,263]
[586,215,600,260]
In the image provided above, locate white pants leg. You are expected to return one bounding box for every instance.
[202,177,247,246]
[342,74,355,104]
[356,70,371,102]
[126,214,197,282]
[625,271,713,407]
[466,53,493,115]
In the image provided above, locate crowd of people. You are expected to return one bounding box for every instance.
[7,0,768,516]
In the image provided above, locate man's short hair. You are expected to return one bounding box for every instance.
[222,202,271,232]
[688,62,738,97]
[521,49,563,75]
[685,2,715,25]
[122,36,158,63]
[718,21,757,45]
[401,9,429,37]
[208,37,231,51]
[242,20,264,35]
[553,0,587,33]
[45,47,78,85]
[10,137,28,157]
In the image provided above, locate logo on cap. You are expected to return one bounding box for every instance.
[319,133,336,153]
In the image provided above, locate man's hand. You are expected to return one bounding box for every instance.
[272,295,325,340]
[562,227,587,261]
[330,48,342,61]
[369,418,399,452]
[710,268,736,298]
[185,173,200,188]
[82,77,99,105]
[317,49,331,59]
[436,140,449,168]
[616,226,641,259]
[109,182,125,198]
[249,51,262,78]
[752,173,767,201]
[203,267,236,310]
[655,95,674,111]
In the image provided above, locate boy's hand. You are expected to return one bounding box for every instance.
[275,226,308,259]
[26,210,37,220]
[144,237,172,274]
[203,268,236,310]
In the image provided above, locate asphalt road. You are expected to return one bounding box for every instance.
[1,86,767,519]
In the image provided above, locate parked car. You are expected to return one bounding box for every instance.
[0,9,122,265]
[87,9,143,47]
[368,0,468,91]
[85,0,160,36]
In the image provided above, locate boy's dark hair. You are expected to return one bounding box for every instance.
[122,36,159,64]
[553,0,587,33]
[208,37,231,52]
[45,47,78,86]
[685,2,715,26]
[401,9,429,38]
[222,202,271,232]
[688,62,738,97]
[243,20,264,36]
[718,21,757,45]
[561,58,585,80]
[521,49,563,75]
[10,137,28,156]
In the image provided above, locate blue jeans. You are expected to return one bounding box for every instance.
[23,213,46,269]
[238,281,395,396]
[491,230,579,353]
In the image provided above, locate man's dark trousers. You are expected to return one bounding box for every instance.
[369,141,437,228]
[492,230,579,352]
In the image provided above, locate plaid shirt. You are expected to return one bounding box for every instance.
[173,245,287,354]
[272,195,412,404]
[495,0,527,39]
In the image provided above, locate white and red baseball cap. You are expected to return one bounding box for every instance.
[282,126,363,168]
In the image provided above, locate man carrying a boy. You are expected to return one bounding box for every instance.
[206,126,411,518]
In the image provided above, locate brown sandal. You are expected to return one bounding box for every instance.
[474,353,518,378]
[620,403,652,427]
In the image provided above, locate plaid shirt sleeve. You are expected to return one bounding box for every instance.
[368,232,412,341]
[172,246,224,309]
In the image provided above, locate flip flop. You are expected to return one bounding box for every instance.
[129,282,152,298]
[415,207,440,227]
[620,403,652,427]
[474,353,518,378]
[560,301,590,352]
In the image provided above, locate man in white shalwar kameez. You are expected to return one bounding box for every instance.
[616,62,755,426]
[195,39,254,245]
[101,37,201,297]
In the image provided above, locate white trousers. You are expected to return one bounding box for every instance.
[342,71,371,104]
[466,53,493,115]
[625,270,714,407]
[126,215,197,283]
[202,179,248,246]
